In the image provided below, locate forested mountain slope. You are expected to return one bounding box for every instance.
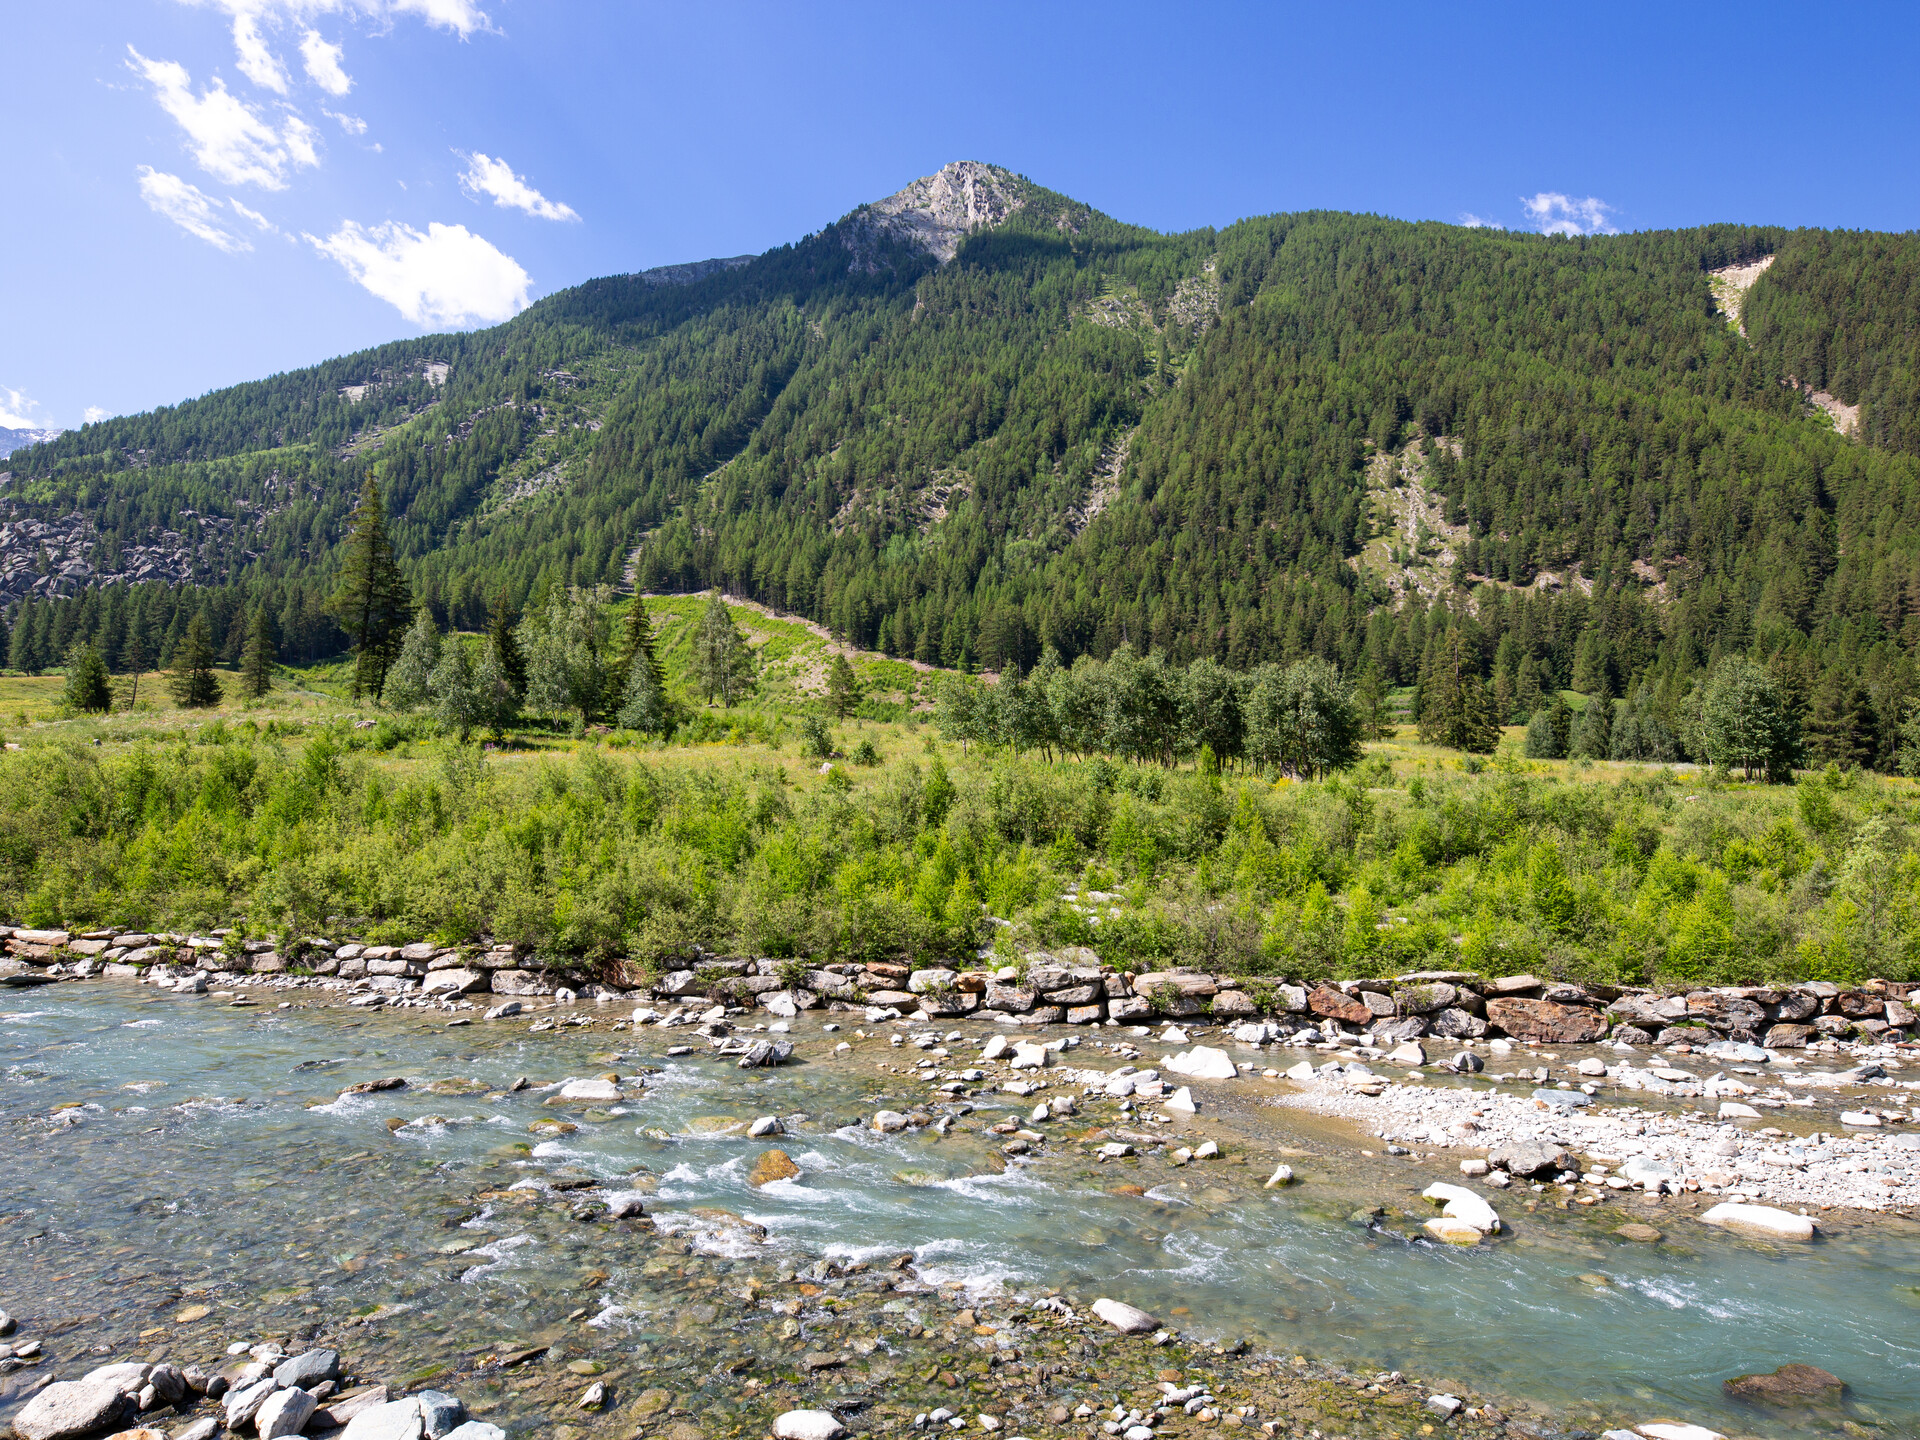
[8,163,1920,758]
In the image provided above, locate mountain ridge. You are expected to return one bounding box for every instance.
[5,163,1920,766]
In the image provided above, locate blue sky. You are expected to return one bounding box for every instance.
[6,1,1919,434]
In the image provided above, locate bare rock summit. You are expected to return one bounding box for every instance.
[850,161,1030,264]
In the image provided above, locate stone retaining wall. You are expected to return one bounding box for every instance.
[3,927,1913,1046]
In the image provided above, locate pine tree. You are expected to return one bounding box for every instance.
[239,604,277,699]
[487,590,527,700]
[1354,665,1392,739]
[327,475,411,700]
[826,652,861,718]
[613,598,665,716]
[64,640,112,714]
[7,602,39,675]
[167,611,223,709]
[1416,630,1500,753]
[617,646,667,733]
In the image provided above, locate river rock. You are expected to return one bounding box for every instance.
[1489,1139,1568,1177]
[1422,1217,1483,1245]
[1700,1202,1816,1241]
[421,969,485,996]
[1723,1364,1844,1406]
[256,1388,317,1440]
[1429,1007,1488,1038]
[1091,1297,1158,1334]
[773,1413,845,1440]
[1308,987,1373,1025]
[224,1378,280,1427]
[173,1421,221,1440]
[1164,1046,1236,1081]
[750,1150,801,1187]
[871,1111,908,1133]
[440,1426,506,1440]
[1421,1182,1501,1233]
[489,969,554,997]
[273,1349,338,1389]
[1635,1425,1726,1440]
[12,1380,131,1440]
[1485,997,1607,1043]
[82,1366,150,1396]
[1264,1164,1295,1187]
[145,1368,184,1406]
[342,1398,425,1440]
[558,1078,622,1103]
[415,1390,464,1438]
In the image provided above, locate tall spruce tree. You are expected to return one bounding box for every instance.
[328,476,411,700]
[611,598,665,716]
[826,652,861,718]
[239,603,277,699]
[64,640,112,713]
[168,611,223,709]
[1417,630,1501,753]
[487,590,527,700]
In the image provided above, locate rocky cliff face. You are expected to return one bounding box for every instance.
[634,255,755,287]
[847,161,1030,265]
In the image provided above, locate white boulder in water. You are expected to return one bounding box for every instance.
[773,1412,846,1440]
[1164,1046,1236,1081]
[1091,1297,1158,1333]
[1421,1182,1501,1233]
[1699,1203,1815,1242]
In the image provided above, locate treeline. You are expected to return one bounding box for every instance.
[936,649,1367,778]
[3,577,345,677]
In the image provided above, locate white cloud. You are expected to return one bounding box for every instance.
[1459,212,1504,230]
[1520,192,1617,237]
[138,165,253,251]
[0,388,48,431]
[385,0,490,37]
[180,0,491,41]
[300,29,352,94]
[127,47,319,188]
[322,107,367,134]
[231,12,290,91]
[457,151,579,222]
[307,219,530,326]
[84,407,110,425]
[229,196,277,232]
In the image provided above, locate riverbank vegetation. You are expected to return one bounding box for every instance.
[0,602,1918,990]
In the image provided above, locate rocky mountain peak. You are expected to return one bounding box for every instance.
[853,161,1030,263]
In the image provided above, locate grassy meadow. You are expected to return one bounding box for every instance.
[0,597,1915,989]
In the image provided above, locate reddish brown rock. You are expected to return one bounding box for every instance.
[1837,992,1886,1018]
[1764,1023,1814,1048]
[1724,1364,1844,1407]
[1308,986,1373,1026]
[1485,997,1608,1043]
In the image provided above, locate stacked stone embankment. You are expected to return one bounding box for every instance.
[4,929,1915,1048]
